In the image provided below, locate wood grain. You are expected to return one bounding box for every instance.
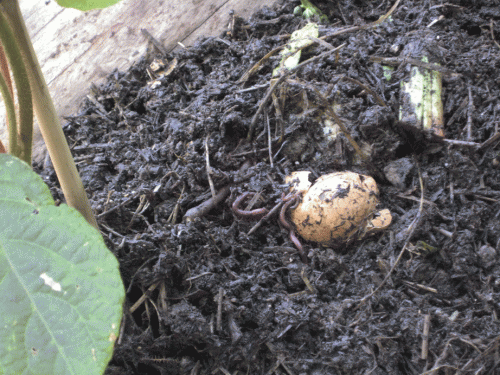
[1,0,276,162]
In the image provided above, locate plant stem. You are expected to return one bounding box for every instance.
[0,11,32,162]
[0,44,14,156]
[0,0,98,229]
[0,64,17,155]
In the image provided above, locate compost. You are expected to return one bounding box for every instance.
[37,0,500,373]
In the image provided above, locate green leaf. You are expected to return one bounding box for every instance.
[297,0,329,22]
[0,154,124,375]
[382,65,394,81]
[272,22,319,77]
[55,0,121,11]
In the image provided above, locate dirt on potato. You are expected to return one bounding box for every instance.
[37,0,500,374]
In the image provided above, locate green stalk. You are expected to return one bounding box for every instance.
[0,67,17,155]
[0,44,15,155]
[0,10,32,163]
[400,56,444,137]
[0,0,98,229]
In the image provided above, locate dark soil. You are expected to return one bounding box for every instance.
[37,0,500,374]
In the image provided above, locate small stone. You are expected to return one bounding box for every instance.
[384,157,414,188]
[477,244,497,269]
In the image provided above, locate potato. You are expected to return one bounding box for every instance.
[286,171,391,247]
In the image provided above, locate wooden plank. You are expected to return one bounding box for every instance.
[0,0,276,161]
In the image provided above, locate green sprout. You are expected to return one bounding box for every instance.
[273,22,319,77]
[294,0,329,22]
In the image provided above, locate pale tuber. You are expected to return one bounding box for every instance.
[285,171,392,247]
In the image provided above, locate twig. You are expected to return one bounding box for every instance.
[490,19,500,50]
[158,281,167,313]
[396,193,436,207]
[243,191,263,211]
[185,272,213,282]
[434,227,453,238]
[342,75,386,107]
[265,107,274,167]
[247,200,284,235]
[419,338,467,375]
[272,88,285,142]
[429,3,464,10]
[117,313,126,345]
[301,269,317,293]
[230,147,274,157]
[321,0,402,40]
[403,281,438,294]
[479,131,500,150]
[216,287,223,332]
[466,86,474,141]
[442,139,479,147]
[183,185,231,222]
[421,314,431,360]
[215,37,230,46]
[216,367,231,375]
[100,223,125,238]
[126,194,150,232]
[237,45,284,84]
[168,183,185,224]
[97,195,137,218]
[247,72,288,141]
[457,335,500,374]
[205,134,216,200]
[235,83,269,93]
[307,35,337,50]
[426,15,444,28]
[129,281,160,313]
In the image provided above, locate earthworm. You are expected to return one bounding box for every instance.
[282,191,298,201]
[290,230,307,264]
[279,194,307,263]
[232,192,269,220]
[279,196,298,231]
